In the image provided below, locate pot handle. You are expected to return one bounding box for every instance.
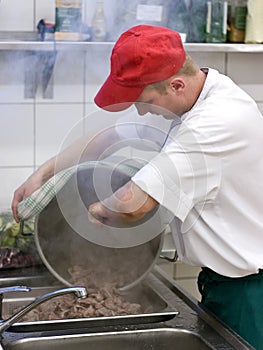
[19,220,34,236]
[160,250,178,262]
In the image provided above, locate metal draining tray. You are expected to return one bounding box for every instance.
[0,265,58,288]
[2,276,178,333]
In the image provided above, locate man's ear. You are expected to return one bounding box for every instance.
[169,77,185,93]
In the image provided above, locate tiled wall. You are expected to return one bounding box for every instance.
[0,1,263,211]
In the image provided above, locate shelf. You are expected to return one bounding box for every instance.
[184,43,263,53]
[0,41,54,51]
[0,32,262,52]
[0,41,262,53]
[0,40,113,51]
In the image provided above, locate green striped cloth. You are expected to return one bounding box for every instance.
[17,160,139,221]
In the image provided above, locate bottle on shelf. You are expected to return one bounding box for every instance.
[91,1,107,42]
[245,0,263,43]
[110,0,168,42]
[167,0,207,43]
[205,0,228,43]
[55,0,82,41]
[228,0,247,43]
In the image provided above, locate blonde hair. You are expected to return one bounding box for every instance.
[146,55,199,95]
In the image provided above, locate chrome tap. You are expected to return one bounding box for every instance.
[0,285,87,334]
[0,286,31,320]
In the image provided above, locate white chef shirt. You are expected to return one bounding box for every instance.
[131,68,263,278]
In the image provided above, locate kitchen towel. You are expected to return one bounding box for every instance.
[17,160,139,221]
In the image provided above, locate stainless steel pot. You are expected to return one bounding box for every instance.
[25,160,167,291]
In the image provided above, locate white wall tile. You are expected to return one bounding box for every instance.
[175,278,201,301]
[35,104,84,165]
[0,104,34,166]
[35,0,55,26]
[257,103,263,115]
[227,53,263,103]
[85,44,112,93]
[0,167,34,211]
[37,51,85,103]
[84,102,100,131]
[83,102,117,137]
[0,52,29,103]
[174,261,201,279]
[227,53,263,84]
[85,44,112,103]
[84,102,99,116]
[238,84,263,103]
[190,52,226,73]
[0,0,34,31]
[86,84,101,103]
[159,261,175,278]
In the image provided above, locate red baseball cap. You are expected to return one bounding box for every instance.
[94,25,186,112]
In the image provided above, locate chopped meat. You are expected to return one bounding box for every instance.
[8,264,143,322]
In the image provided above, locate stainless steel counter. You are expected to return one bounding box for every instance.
[0,265,254,350]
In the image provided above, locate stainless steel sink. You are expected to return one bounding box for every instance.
[0,269,253,350]
[2,281,177,330]
[3,328,214,350]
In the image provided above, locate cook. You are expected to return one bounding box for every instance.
[12,25,263,349]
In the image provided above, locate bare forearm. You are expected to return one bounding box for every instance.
[88,181,158,225]
[12,127,120,221]
[37,127,120,181]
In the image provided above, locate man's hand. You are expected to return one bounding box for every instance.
[87,180,158,226]
[88,201,114,226]
[11,174,45,222]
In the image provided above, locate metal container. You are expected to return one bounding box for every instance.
[31,160,167,291]
[2,275,178,330]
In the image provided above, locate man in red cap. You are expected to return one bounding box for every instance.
[94,24,186,112]
[12,25,263,348]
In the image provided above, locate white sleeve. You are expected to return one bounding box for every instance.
[132,122,221,222]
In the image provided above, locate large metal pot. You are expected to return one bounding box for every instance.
[31,160,167,291]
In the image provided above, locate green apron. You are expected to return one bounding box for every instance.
[198,268,263,350]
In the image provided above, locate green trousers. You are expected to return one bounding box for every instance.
[198,268,263,350]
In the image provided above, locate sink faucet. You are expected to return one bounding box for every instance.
[0,285,87,334]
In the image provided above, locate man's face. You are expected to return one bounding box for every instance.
[134,85,183,119]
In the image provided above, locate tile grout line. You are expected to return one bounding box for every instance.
[33,0,37,172]
[33,98,37,171]
[33,0,37,31]
[82,50,87,137]
[0,166,34,169]
[33,0,37,174]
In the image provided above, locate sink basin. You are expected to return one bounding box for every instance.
[3,328,214,350]
[3,281,177,330]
